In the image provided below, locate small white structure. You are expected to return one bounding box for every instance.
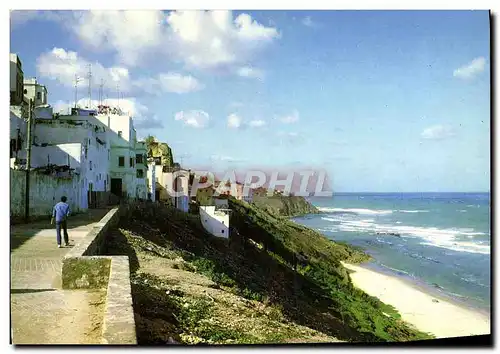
[200,206,230,238]
[23,78,48,107]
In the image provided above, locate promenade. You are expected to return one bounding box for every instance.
[10,209,110,344]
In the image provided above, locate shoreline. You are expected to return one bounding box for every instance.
[363,260,491,317]
[342,261,491,339]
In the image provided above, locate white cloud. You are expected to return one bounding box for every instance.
[301,16,318,28]
[278,110,299,124]
[236,66,265,80]
[36,47,132,91]
[248,119,266,128]
[175,110,210,128]
[37,48,203,95]
[32,10,279,71]
[227,113,243,129]
[453,57,486,79]
[421,125,455,140]
[68,10,166,66]
[166,11,279,70]
[133,72,204,94]
[210,155,236,162]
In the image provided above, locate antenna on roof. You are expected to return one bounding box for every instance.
[74,74,83,109]
[99,79,105,107]
[87,64,92,109]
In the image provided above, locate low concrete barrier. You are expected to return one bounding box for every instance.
[61,207,137,345]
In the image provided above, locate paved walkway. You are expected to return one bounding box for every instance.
[10,209,110,344]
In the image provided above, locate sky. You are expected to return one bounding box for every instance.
[9,10,491,192]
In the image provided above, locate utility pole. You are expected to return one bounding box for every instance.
[25,99,33,221]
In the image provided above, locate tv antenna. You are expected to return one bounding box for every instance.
[74,74,83,109]
[99,79,105,107]
[87,64,92,109]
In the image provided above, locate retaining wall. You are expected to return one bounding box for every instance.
[61,207,137,345]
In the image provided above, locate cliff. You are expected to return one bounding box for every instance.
[251,194,320,217]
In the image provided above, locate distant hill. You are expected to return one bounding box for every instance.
[251,193,320,217]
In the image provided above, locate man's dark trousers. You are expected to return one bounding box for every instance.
[56,220,69,245]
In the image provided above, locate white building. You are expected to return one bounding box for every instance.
[23,78,48,107]
[31,116,111,209]
[10,53,24,106]
[200,205,230,238]
[95,108,147,199]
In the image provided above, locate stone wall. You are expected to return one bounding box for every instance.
[61,207,137,344]
[10,169,81,220]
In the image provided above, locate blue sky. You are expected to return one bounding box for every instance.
[10,10,490,192]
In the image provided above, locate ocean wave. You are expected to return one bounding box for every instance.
[379,264,414,278]
[318,207,393,215]
[317,216,489,254]
[420,241,490,255]
[398,210,430,213]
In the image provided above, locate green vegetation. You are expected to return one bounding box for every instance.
[251,194,320,217]
[61,257,111,290]
[108,200,433,344]
[144,135,174,167]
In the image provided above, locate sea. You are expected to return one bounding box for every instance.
[293,193,491,313]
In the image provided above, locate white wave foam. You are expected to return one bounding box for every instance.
[318,216,489,254]
[398,210,430,213]
[318,207,393,215]
[420,241,490,255]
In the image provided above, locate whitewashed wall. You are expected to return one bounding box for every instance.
[200,206,230,239]
[10,169,82,219]
[31,143,82,168]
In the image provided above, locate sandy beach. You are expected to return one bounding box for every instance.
[342,262,491,339]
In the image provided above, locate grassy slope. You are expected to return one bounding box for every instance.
[251,194,320,217]
[229,198,433,342]
[107,200,433,344]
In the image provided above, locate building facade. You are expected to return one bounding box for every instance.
[95,108,147,199]
[23,78,48,107]
[10,53,24,105]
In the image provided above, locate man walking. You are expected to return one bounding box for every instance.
[51,196,71,248]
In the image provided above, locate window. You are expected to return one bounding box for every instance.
[136,154,143,164]
[137,169,144,178]
[130,157,134,167]
[37,92,41,100]
[23,89,27,94]
[118,131,123,137]
[89,161,92,171]
[118,156,125,167]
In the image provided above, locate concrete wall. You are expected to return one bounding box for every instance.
[200,206,230,239]
[31,143,82,169]
[61,207,137,344]
[10,169,82,219]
